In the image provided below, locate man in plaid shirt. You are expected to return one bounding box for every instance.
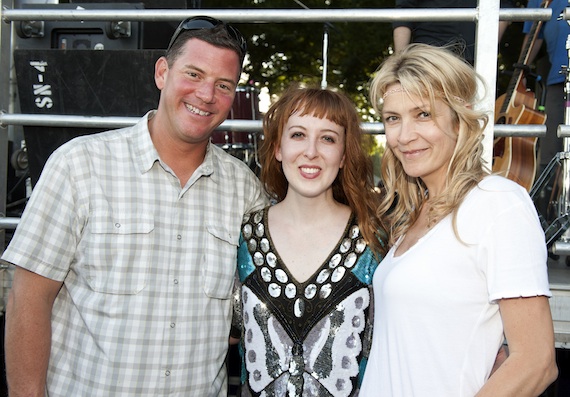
[2,16,267,397]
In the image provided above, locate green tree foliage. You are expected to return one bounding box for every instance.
[202,0,526,119]
[199,0,528,178]
[204,0,394,121]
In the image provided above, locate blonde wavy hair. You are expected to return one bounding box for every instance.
[370,44,490,247]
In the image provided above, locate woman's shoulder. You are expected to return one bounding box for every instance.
[477,174,526,192]
[463,175,533,212]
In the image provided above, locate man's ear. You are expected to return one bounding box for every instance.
[154,56,168,90]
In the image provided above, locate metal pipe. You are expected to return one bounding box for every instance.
[559,124,570,138]
[1,8,551,23]
[0,218,19,230]
[0,112,547,137]
[553,240,570,256]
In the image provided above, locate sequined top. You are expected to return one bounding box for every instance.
[232,207,380,397]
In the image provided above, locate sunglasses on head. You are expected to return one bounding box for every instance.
[167,16,247,56]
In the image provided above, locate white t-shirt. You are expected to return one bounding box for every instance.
[360,175,550,397]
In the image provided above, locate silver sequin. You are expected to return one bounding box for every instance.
[305,284,317,299]
[253,252,264,266]
[350,225,360,239]
[260,238,270,253]
[261,267,272,282]
[355,238,366,254]
[275,269,288,283]
[344,252,357,268]
[255,222,265,237]
[253,211,263,224]
[339,238,352,253]
[320,283,332,298]
[331,266,346,283]
[268,283,281,298]
[267,252,277,268]
[248,238,257,252]
[294,298,305,317]
[329,253,341,268]
[242,223,253,239]
[285,283,297,299]
[316,269,330,284]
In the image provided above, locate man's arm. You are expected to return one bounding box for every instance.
[393,26,412,53]
[5,266,63,397]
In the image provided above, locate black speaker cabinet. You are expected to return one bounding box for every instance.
[14,49,163,185]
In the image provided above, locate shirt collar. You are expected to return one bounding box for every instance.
[131,110,220,183]
[131,111,161,175]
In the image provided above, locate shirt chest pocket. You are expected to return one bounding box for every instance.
[202,223,239,299]
[84,212,154,294]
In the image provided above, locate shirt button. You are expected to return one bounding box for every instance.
[165,370,171,376]
[170,323,176,328]
[174,279,179,285]
[177,234,182,240]
[114,223,121,228]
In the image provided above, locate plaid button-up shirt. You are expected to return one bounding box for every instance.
[2,111,267,396]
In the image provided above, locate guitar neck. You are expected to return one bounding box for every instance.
[499,0,551,115]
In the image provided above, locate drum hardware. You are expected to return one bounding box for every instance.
[211,86,261,169]
[530,32,570,257]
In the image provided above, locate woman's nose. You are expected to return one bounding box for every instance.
[303,138,318,158]
[397,119,416,144]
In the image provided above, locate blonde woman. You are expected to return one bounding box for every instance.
[360,44,557,397]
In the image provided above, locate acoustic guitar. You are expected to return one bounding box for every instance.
[493,0,550,192]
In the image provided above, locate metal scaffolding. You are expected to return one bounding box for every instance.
[0,2,553,236]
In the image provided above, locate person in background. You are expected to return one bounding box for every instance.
[392,0,515,65]
[230,85,386,396]
[360,43,557,396]
[523,0,570,173]
[1,16,267,397]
